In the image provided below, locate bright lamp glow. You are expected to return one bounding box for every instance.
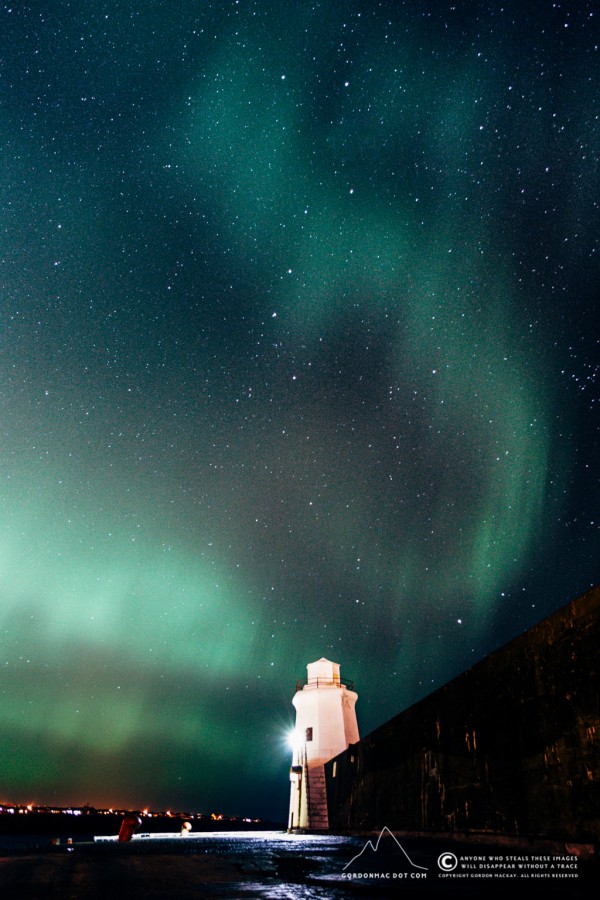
[287,729,302,752]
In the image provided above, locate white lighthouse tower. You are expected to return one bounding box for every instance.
[288,657,359,831]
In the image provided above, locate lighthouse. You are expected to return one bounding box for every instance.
[288,657,359,831]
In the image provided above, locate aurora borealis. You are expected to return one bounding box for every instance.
[1,0,598,821]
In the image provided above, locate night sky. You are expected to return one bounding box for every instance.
[1,0,598,822]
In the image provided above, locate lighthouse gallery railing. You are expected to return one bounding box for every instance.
[296,676,355,691]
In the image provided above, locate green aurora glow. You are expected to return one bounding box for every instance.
[0,0,598,819]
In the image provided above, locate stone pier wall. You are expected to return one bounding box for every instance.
[325,585,600,842]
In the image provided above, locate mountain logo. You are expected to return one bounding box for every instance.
[343,827,428,872]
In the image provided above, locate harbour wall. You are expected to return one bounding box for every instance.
[325,584,600,841]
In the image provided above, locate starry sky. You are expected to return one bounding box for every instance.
[0,0,598,821]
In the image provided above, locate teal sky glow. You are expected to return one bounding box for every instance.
[0,0,598,819]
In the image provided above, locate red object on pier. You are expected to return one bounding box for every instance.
[118,814,142,842]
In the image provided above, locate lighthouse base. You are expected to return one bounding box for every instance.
[288,762,329,831]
